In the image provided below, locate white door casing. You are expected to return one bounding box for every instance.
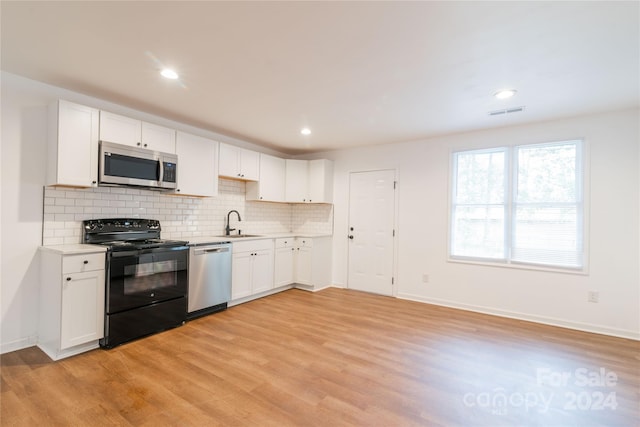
[347,170,396,296]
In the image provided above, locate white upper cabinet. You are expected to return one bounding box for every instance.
[285,159,333,203]
[47,100,99,188]
[99,111,176,153]
[218,143,260,181]
[140,122,176,153]
[285,159,309,203]
[308,159,333,203]
[175,131,219,197]
[246,153,285,202]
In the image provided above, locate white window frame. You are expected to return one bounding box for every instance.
[448,139,589,274]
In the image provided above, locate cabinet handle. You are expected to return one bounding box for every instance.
[83,260,89,264]
[92,180,97,185]
[349,235,354,239]
[176,189,181,192]
[66,277,72,281]
[144,143,148,148]
[137,142,141,146]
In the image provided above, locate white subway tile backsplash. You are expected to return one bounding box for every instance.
[55,198,75,206]
[42,178,333,244]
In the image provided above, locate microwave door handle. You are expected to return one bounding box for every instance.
[157,158,163,184]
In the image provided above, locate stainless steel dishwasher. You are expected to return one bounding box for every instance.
[187,242,232,320]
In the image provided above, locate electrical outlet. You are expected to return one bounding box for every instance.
[588,291,599,303]
[422,274,429,283]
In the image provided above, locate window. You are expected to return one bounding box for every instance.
[450,140,585,270]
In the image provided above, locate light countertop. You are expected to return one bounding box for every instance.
[40,234,333,251]
[187,233,332,245]
[39,244,108,255]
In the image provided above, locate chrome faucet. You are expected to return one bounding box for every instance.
[225,210,242,235]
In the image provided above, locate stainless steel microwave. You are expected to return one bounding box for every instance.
[99,141,178,190]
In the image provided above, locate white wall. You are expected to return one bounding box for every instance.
[322,109,640,339]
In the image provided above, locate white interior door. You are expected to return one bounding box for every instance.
[347,170,396,296]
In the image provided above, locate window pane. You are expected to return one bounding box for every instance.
[455,150,505,204]
[449,140,584,270]
[516,143,578,203]
[452,205,505,259]
[512,205,581,268]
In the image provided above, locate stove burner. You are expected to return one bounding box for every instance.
[82,218,187,251]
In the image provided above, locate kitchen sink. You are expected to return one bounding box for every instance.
[217,234,263,238]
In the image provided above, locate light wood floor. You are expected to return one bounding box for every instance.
[1,288,638,426]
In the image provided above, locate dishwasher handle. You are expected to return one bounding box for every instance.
[194,246,230,255]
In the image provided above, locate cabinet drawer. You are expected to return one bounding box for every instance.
[296,238,313,248]
[62,253,105,274]
[232,239,274,254]
[275,238,295,249]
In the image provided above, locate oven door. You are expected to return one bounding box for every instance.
[106,246,188,314]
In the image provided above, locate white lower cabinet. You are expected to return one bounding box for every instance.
[39,247,106,361]
[294,237,332,289]
[294,238,313,285]
[231,239,274,300]
[274,238,296,287]
[274,237,332,290]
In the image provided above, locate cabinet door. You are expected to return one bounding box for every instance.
[285,159,309,202]
[308,159,333,203]
[99,111,141,147]
[52,100,99,187]
[295,246,313,285]
[232,251,253,299]
[141,122,176,153]
[239,148,260,181]
[256,154,285,202]
[60,270,105,349]
[176,132,218,197]
[251,249,274,294]
[274,246,294,287]
[219,143,240,178]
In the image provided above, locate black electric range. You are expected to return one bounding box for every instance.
[83,218,189,348]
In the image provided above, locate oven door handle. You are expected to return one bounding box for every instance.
[110,246,188,257]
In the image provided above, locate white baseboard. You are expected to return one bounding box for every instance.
[294,283,334,292]
[397,292,640,341]
[1,335,38,355]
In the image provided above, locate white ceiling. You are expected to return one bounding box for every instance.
[2,1,638,154]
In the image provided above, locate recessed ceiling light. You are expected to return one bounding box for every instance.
[300,128,311,135]
[494,89,517,99]
[161,68,179,80]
